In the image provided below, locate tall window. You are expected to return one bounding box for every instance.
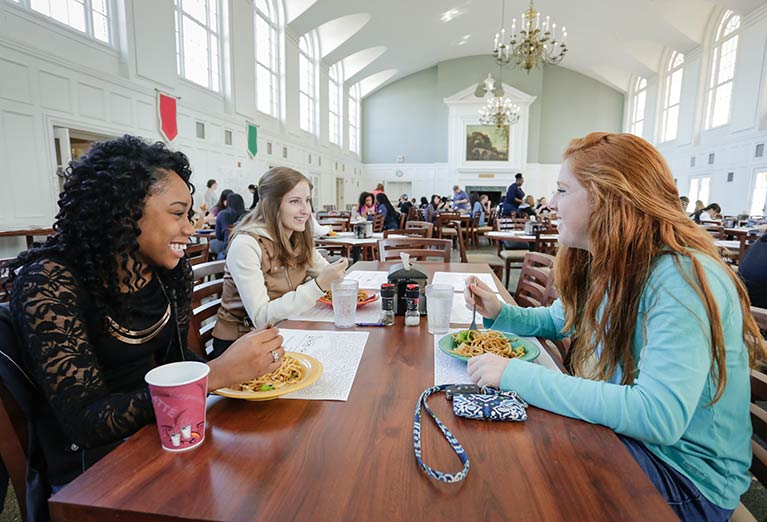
[12,0,111,43]
[328,63,343,145]
[705,10,740,129]
[348,83,360,154]
[299,34,317,134]
[629,77,647,137]
[660,52,684,142]
[687,176,711,213]
[255,0,279,117]
[751,171,767,216]
[174,0,221,93]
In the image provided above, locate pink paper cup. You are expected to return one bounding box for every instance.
[145,361,210,452]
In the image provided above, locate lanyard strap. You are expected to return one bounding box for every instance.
[412,384,470,483]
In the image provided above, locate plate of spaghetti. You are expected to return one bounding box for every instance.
[214,352,323,401]
[438,329,540,362]
[317,289,379,308]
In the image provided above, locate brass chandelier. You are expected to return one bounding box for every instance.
[476,72,520,128]
[492,0,568,72]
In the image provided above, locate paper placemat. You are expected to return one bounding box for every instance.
[344,270,390,290]
[280,329,369,401]
[287,299,382,323]
[433,329,561,386]
[431,272,500,293]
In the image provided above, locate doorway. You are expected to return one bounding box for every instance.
[335,178,344,210]
[53,127,114,192]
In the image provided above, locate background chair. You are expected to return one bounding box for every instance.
[383,228,428,238]
[186,243,210,266]
[514,252,556,308]
[377,238,451,262]
[371,213,385,233]
[404,221,434,238]
[188,261,226,357]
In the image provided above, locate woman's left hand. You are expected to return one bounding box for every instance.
[466,353,510,388]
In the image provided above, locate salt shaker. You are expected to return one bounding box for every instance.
[404,283,420,326]
[379,283,395,326]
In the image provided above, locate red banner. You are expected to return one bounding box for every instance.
[157,92,178,143]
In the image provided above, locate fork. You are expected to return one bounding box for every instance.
[469,283,478,331]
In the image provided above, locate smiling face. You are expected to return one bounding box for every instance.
[549,160,592,252]
[279,181,312,234]
[136,171,194,270]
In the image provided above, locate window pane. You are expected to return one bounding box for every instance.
[67,0,86,32]
[688,178,699,209]
[700,178,710,205]
[668,69,682,106]
[717,36,738,84]
[711,82,732,128]
[300,93,309,131]
[208,0,218,32]
[255,16,271,65]
[635,91,646,122]
[93,12,109,42]
[255,0,270,18]
[92,0,107,15]
[182,0,207,24]
[663,105,678,142]
[257,64,272,114]
[175,12,182,74]
[210,34,220,92]
[183,16,210,88]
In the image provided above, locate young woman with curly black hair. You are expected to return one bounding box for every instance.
[9,135,284,489]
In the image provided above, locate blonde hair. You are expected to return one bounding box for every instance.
[231,167,314,267]
[555,132,765,403]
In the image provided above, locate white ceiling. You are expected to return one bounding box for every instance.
[285,0,764,96]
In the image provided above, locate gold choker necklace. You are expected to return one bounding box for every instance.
[105,303,171,344]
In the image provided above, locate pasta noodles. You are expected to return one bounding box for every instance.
[451,330,526,359]
[235,355,306,392]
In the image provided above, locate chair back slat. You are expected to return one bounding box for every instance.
[372,213,385,233]
[192,260,225,284]
[188,274,224,356]
[405,221,434,237]
[752,306,767,335]
[383,228,428,238]
[378,238,452,262]
[186,243,210,266]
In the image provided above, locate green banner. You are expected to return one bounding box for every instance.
[247,123,258,157]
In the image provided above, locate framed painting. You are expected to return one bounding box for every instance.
[466,125,509,161]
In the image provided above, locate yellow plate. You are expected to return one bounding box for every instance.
[213,352,323,401]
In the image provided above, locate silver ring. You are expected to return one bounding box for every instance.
[271,350,279,363]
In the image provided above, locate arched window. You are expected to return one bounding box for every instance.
[348,83,360,154]
[299,34,318,135]
[255,0,280,117]
[328,63,344,145]
[174,0,221,92]
[12,0,112,44]
[629,76,647,137]
[705,10,740,129]
[660,51,684,142]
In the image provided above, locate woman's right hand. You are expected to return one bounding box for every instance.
[464,276,502,321]
[206,327,284,391]
[316,258,348,291]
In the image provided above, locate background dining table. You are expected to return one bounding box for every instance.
[48,261,676,521]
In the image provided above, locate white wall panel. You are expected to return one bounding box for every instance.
[131,0,177,88]
[38,71,71,112]
[135,100,154,131]
[78,83,105,120]
[0,58,31,104]
[110,93,133,126]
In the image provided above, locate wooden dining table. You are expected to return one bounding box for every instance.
[49,261,675,521]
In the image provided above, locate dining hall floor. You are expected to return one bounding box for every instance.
[1,243,765,521]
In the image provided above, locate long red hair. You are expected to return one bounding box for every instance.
[555,132,765,402]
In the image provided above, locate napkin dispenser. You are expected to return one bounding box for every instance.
[353,221,373,239]
[387,262,428,315]
[524,220,543,235]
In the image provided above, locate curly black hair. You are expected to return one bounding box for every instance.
[10,135,196,318]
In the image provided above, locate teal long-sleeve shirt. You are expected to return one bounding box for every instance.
[486,252,751,509]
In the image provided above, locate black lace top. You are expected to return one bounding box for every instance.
[9,257,202,477]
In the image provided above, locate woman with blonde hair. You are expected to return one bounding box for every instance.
[212,167,347,357]
[465,132,765,520]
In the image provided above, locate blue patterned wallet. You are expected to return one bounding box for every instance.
[452,389,528,421]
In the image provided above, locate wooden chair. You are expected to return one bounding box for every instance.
[514,252,556,308]
[383,228,428,238]
[407,206,419,221]
[736,369,767,521]
[318,217,350,232]
[399,212,407,229]
[405,221,434,238]
[752,306,767,335]
[188,261,226,357]
[534,227,559,256]
[0,257,16,303]
[371,213,385,233]
[495,216,530,287]
[186,242,210,266]
[322,204,336,211]
[377,238,452,262]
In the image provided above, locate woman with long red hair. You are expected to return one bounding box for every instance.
[465,132,765,521]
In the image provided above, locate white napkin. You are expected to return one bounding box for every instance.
[400,252,411,270]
